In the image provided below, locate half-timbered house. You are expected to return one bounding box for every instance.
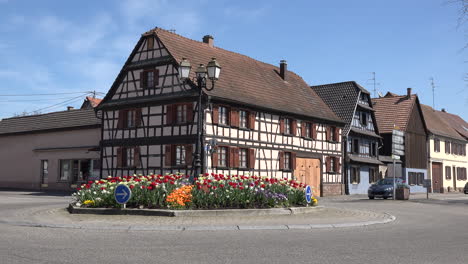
[96,27,346,196]
[372,88,429,193]
[312,82,383,195]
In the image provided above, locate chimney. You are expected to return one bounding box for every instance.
[67,106,74,111]
[202,35,214,47]
[406,88,412,99]
[280,60,287,81]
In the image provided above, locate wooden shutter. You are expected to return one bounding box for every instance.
[117,110,125,129]
[248,111,256,129]
[133,147,141,167]
[166,105,174,125]
[165,145,172,167]
[140,71,147,88]
[291,120,297,136]
[230,147,239,168]
[155,69,159,86]
[279,118,285,134]
[326,126,331,141]
[334,127,340,142]
[212,106,219,124]
[117,147,123,168]
[212,146,218,167]
[185,144,193,166]
[335,157,341,173]
[325,157,331,172]
[291,152,297,170]
[186,103,193,123]
[279,151,284,170]
[248,148,255,169]
[301,122,307,137]
[135,108,142,127]
[312,123,317,139]
[230,109,239,127]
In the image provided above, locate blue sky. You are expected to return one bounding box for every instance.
[0,0,466,119]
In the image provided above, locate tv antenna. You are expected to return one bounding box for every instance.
[430,77,438,109]
[366,72,381,98]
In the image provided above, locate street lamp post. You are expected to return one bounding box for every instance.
[179,57,221,181]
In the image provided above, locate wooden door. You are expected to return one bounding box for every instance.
[295,158,321,197]
[432,162,442,193]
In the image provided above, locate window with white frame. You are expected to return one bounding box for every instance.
[147,71,154,88]
[218,146,228,167]
[305,123,311,138]
[126,148,135,168]
[239,110,248,128]
[284,152,291,170]
[284,118,291,134]
[127,110,136,128]
[176,104,187,123]
[175,145,186,165]
[219,106,228,125]
[239,148,248,168]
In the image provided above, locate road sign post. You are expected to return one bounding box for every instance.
[392,129,405,200]
[114,184,132,208]
[423,179,431,200]
[305,185,312,206]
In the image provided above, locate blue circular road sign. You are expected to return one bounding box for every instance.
[305,185,312,203]
[114,184,132,204]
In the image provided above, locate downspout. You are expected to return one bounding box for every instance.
[343,137,349,195]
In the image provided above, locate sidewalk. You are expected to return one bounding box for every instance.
[0,191,395,231]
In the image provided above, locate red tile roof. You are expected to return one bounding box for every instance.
[86,96,102,108]
[150,28,341,123]
[421,104,466,141]
[372,94,417,133]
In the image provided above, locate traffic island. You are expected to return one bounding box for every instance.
[67,204,320,217]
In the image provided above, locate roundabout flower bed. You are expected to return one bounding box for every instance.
[72,173,317,210]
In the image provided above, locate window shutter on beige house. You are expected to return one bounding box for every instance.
[301,122,307,137]
[212,146,218,167]
[117,147,123,168]
[279,118,285,134]
[230,147,239,168]
[212,106,219,124]
[135,108,142,127]
[312,123,317,139]
[291,120,297,136]
[134,147,141,167]
[248,112,256,129]
[185,144,193,165]
[186,103,193,123]
[248,148,255,169]
[230,109,239,127]
[166,105,174,125]
[325,157,331,172]
[291,152,297,170]
[165,145,172,167]
[279,151,284,170]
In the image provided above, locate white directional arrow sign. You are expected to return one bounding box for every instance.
[116,189,128,199]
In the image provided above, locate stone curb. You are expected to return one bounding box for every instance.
[67,204,322,217]
[0,213,396,231]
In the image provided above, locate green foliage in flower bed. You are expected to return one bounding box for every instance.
[72,173,317,209]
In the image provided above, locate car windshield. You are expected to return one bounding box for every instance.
[376,179,399,185]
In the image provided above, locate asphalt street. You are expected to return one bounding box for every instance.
[0,191,467,264]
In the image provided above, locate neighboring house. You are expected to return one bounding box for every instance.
[0,107,101,191]
[372,89,428,193]
[81,96,103,109]
[421,104,467,193]
[311,82,383,195]
[96,27,346,196]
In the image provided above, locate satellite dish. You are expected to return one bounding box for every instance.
[378,92,384,98]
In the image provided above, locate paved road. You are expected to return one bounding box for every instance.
[0,191,467,264]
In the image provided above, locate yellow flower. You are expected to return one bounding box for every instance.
[83,200,95,205]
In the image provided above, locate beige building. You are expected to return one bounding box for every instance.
[0,108,101,191]
[421,105,467,193]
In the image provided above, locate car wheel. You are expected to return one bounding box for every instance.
[383,196,388,199]
[368,196,375,200]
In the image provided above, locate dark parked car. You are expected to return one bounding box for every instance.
[464,182,468,194]
[368,178,404,199]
